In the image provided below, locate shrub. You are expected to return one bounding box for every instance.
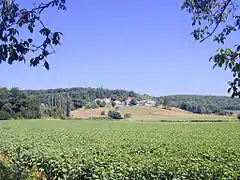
[0,111,10,120]
[85,102,99,109]
[12,112,23,119]
[111,101,116,107]
[130,99,138,106]
[99,101,106,108]
[74,102,83,109]
[217,111,227,116]
[205,108,212,114]
[47,108,58,118]
[59,114,67,120]
[110,95,117,101]
[96,100,106,108]
[100,110,106,116]
[108,110,122,119]
[124,113,131,119]
[237,113,240,120]
[22,110,41,119]
[163,98,171,109]
[0,162,18,180]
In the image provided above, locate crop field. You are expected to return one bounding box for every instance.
[1,120,240,179]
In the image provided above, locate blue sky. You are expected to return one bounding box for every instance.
[0,0,237,96]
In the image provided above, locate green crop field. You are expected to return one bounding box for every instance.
[1,120,240,179]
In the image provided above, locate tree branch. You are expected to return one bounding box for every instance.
[200,0,232,43]
[29,1,56,15]
[37,18,56,54]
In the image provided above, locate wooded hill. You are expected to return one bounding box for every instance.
[156,95,240,114]
[25,88,240,115]
[0,87,240,120]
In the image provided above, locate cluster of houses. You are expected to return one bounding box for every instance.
[95,97,156,107]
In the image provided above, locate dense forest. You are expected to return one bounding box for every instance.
[0,88,41,120]
[1,87,240,120]
[24,87,151,109]
[155,95,240,115]
[0,87,73,120]
[0,87,150,119]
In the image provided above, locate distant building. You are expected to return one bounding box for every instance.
[103,98,111,104]
[115,100,122,107]
[94,98,103,103]
[146,100,156,106]
[94,97,155,107]
[95,98,111,104]
[123,97,132,106]
[138,99,155,107]
[138,100,146,106]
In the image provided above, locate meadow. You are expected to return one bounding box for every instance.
[1,120,240,179]
[71,106,237,122]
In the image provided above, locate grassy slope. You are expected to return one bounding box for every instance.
[71,106,237,121]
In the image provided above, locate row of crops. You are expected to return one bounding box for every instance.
[1,120,240,179]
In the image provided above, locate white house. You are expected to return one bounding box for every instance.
[94,98,103,103]
[95,98,111,104]
[103,98,111,104]
[145,100,156,106]
[138,99,156,107]
[115,100,122,106]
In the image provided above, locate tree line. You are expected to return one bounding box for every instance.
[0,87,149,119]
[1,87,240,120]
[0,87,72,120]
[155,95,240,115]
[0,87,41,120]
[1,0,240,100]
[24,87,151,109]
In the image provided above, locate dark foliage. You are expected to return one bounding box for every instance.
[182,0,240,98]
[1,86,240,120]
[24,87,149,107]
[96,100,106,108]
[0,87,73,120]
[0,111,10,120]
[111,101,116,107]
[0,87,40,119]
[156,95,240,115]
[108,110,122,119]
[85,102,99,109]
[130,99,138,106]
[237,113,240,120]
[0,0,66,69]
[162,98,171,109]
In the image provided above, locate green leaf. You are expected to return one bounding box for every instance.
[28,39,33,43]
[237,45,240,52]
[40,28,51,36]
[8,28,19,36]
[42,50,49,57]
[44,61,50,70]
[28,25,33,33]
[45,38,51,44]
